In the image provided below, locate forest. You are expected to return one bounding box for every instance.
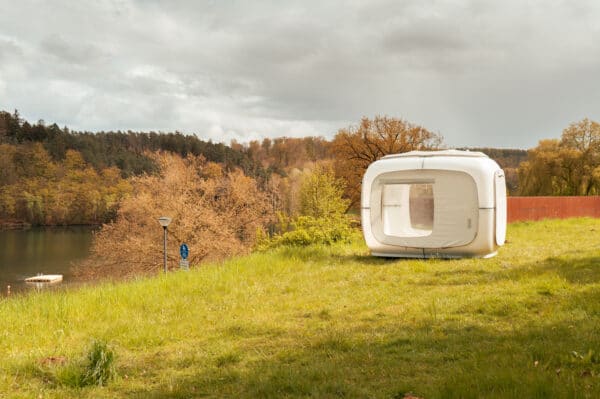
[0,110,264,177]
[2,110,600,273]
[3,110,599,229]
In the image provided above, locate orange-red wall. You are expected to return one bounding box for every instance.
[507,196,600,222]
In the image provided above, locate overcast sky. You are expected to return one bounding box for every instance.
[1,0,599,148]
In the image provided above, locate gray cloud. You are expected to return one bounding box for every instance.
[384,28,467,54]
[1,0,600,148]
[41,35,108,65]
[0,36,25,61]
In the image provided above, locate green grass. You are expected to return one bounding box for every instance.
[1,218,599,398]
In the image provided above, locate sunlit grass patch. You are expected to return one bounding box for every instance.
[0,218,599,398]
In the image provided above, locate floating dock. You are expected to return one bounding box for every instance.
[25,274,63,283]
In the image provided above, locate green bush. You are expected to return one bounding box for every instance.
[257,214,354,250]
[299,164,349,219]
[258,165,355,249]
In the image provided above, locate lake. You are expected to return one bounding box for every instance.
[0,227,94,296]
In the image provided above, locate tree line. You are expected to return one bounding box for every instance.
[518,119,600,195]
[0,110,262,177]
[1,109,597,230]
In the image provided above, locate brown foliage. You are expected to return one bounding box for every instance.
[331,116,443,207]
[243,137,332,171]
[265,170,305,217]
[80,153,275,279]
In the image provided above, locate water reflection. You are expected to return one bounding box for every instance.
[0,226,94,296]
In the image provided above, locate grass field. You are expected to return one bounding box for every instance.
[1,218,599,398]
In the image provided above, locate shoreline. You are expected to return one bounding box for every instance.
[0,220,102,231]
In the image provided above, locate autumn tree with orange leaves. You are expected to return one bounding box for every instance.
[331,116,443,208]
[79,153,275,279]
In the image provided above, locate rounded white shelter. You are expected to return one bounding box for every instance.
[361,150,506,258]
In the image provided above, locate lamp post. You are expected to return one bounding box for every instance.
[158,216,172,273]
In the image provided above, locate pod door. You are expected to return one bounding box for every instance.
[370,169,479,248]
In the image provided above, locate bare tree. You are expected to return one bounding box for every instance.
[331,116,443,208]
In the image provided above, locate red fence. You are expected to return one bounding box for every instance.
[507,196,600,222]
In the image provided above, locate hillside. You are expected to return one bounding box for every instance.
[0,110,268,227]
[0,110,261,177]
[1,218,599,398]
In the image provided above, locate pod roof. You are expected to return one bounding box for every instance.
[382,149,488,159]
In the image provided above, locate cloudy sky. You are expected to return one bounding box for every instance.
[1,0,599,148]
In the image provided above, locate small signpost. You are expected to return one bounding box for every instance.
[179,243,189,270]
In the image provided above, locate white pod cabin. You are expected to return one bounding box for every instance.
[361,150,506,258]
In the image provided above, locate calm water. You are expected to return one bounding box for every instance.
[0,227,94,296]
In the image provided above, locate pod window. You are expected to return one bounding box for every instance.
[382,183,434,237]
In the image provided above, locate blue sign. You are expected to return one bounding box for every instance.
[179,243,189,260]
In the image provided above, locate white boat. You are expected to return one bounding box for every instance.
[24,274,63,283]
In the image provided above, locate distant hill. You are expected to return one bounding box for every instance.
[0,110,262,178]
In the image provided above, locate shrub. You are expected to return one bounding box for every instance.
[55,340,116,387]
[257,214,354,250]
[81,340,116,386]
[299,164,350,218]
[258,166,354,249]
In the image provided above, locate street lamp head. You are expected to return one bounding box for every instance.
[158,216,172,228]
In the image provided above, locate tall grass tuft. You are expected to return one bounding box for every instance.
[81,340,116,386]
[54,340,116,387]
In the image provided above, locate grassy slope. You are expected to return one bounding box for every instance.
[1,218,599,398]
